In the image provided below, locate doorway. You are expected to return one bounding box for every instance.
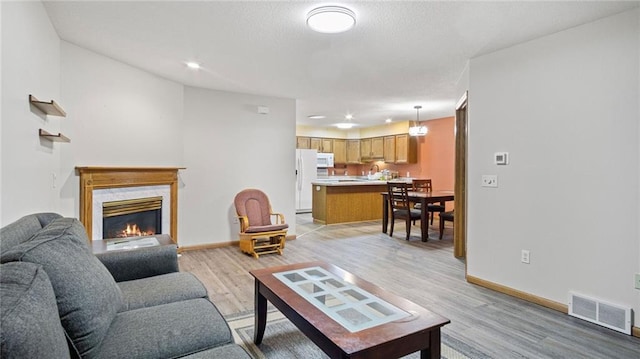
[454,92,468,258]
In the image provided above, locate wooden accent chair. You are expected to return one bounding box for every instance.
[387,182,422,241]
[233,189,288,258]
[412,179,445,225]
[439,210,454,239]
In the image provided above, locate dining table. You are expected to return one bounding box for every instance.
[381,190,455,241]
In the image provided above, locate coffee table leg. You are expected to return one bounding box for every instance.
[420,329,441,359]
[254,280,267,345]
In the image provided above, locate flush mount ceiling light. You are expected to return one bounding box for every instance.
[308,115,326,119]
[307,6,356,33]
[409,105,428,136]
[336,123,355,129]
[186,61,200,69]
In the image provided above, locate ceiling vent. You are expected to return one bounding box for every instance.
[568,292,632,335]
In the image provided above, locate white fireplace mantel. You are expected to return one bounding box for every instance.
[76,167,185,243]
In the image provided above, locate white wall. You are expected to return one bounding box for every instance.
[468,9,640,323]
[1,1,62,225]
[181,87,297,246]
[58,42,185,217]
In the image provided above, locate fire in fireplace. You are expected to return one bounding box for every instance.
[102,196,162,239]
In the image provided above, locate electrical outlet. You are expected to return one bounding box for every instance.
[521,250,530,264]
[232,217,239,224]
[482,175,498,187]
[635,273,640,290]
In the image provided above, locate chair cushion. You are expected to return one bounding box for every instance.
[245,223,289,233]
[0,262,71,359]
[234,189,274,227]
[118,272,208,311]
[96,298,233,359]
[441,211,455,221]
[427,204,446,212]
[0,218,123,358]
[393,209,422,219]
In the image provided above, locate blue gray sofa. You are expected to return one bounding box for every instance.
[0,213,251,359]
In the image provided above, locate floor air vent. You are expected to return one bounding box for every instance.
[568,292,632,335]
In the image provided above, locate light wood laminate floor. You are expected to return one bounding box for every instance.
[178,214,640,358]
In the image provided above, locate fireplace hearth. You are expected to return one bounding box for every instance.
[102,197,162,239]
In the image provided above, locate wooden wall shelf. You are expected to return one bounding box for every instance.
[29,94,66,117]
[39,129,70,143]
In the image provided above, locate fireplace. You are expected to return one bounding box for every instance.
[76,167,184,243]
[102,196,162,239]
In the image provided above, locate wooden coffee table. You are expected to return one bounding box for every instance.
[250,261,450,359]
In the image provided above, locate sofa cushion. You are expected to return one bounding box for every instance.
[118,272,207,311]
[0,213,62,254]
[0,218,123,358]
[0,262,71,359]
[96,298,233,359]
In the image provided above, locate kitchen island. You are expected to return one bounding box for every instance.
[311,178,410,225]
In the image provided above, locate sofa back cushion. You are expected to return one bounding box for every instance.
[0,213,62,254]
[0,218,123,358]
[0,261,71,358]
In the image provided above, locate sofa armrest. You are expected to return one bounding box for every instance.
[96,244,179,282]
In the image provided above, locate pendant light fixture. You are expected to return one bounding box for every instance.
[409,105,428,136]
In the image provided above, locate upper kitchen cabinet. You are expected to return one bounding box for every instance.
[346,140,361,164]
[297,136,311,149]
[383,136,396,163]
[360,137,384,162]
[395,134,417,164]
[333,139,347,164]
[310,138,333,153]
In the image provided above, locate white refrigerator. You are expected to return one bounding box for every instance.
[295,149,317,213]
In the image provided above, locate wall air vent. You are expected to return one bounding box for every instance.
[568,292,632,335]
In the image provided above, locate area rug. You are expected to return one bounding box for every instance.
[226,310,489,359]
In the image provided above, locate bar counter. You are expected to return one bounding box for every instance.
[311,178,411,224]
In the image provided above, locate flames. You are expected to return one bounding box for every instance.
[115,223,155,238]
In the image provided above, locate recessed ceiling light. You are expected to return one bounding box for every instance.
[307,6,356,34]
[345,114,353,120]
[385,118,392,123]
[336,123,355,129]
[186,62,200,69]
[308,115,326,119]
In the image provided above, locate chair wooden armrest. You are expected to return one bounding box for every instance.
[237,215,249,231]
[271,213,286,224]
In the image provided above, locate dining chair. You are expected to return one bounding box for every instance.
[233,189,289,258]
[412,179,445,225]
[439,210,454,239]
[386,182,422,241]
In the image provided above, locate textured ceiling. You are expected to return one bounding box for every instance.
[43,1,638,128]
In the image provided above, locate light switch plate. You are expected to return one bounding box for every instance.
[482,175,498,187]
[635,273,640,290]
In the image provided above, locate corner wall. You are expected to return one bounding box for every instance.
[468,9,640,324]
[181,87,297,246]
[1,1,61,225]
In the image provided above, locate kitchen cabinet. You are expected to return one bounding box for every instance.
[333,139,347,164]
[297,136,311,149]
[360,137,384,161]
[395,134,418,164]
[346,140,361,164]
[383,136,396,163]
[311,138,333,153]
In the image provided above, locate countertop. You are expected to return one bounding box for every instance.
[311,176,413,186]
